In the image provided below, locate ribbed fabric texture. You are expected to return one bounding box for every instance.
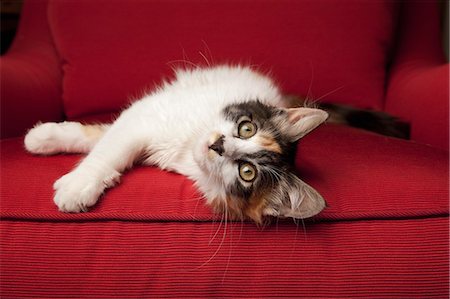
[1,218,448,298]
[1,125,448,222]
[2,1,448,296]
[1,125,448,297]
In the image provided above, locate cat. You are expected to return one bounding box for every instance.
[24,65,408,224]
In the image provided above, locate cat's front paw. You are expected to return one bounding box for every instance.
[53,170,105,213]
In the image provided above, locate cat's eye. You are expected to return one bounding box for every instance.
[238,121,257,139]
[238,162,257,182]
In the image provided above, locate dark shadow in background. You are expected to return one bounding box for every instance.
[1,0,23,55]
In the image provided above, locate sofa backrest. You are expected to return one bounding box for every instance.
[47,1,399,119]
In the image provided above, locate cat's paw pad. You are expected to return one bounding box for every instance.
[53,171,105,213]
[25,122,63,155]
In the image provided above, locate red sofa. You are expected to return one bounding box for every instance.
[1,1,448,297]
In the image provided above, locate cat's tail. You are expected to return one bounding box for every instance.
[24,122,110,155]
[284,95,410,139]
[319,103,410,139]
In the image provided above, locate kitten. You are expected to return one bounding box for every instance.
[24,65,329,224]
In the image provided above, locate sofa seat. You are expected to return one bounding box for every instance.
[1,124,448,297]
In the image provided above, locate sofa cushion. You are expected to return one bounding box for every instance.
[1,124,448,297]
[1,217,448,297]
[1,125,447,222]
[47,1,399,119]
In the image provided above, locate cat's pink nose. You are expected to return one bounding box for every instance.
[208,135,225,156]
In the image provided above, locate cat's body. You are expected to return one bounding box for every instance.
[25,65,330,224]
[24,65,406,224]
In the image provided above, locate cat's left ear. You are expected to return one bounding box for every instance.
[279,107,328,142]
[264,174,326,219]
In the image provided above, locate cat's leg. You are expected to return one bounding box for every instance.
[52,121,147,212]
[25,122,109,155]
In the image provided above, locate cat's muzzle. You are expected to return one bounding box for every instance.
[208,134,225,156]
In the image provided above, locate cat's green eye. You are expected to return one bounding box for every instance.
[238,121,257,139]
[239,162,257,182]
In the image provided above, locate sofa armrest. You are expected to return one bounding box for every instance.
[385,1,449,151]
[386,64,449,151]
[1,0,64,139]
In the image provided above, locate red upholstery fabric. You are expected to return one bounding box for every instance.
[1,1,447,148]
[1,125,448,297]
[0,0,64,138]
[386,2,449,150]
[1,219,447,298]
[1,125,448,222]
[1,1,449,297]
[47,0,398,119]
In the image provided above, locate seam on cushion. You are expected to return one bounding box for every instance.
[1,211,448,224]
[3,206,446,219]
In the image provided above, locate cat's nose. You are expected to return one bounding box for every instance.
[208,134,225,156]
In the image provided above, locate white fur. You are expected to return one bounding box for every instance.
[25,65,326,217]
[25,66,283,212]
[24,122,103,155]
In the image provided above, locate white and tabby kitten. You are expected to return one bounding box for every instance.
[25,65,328,224]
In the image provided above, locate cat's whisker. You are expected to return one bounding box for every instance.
[292,213,308,241]
[260,217,268,231]
[313,85,346,103]
[290,217,300,258]
[303,97,320,109]
[198,207,228,269]
[201,40,215,66]
[166,59,199,70]
[265,167,283,188]
[221,206,233,284]
[185,194,206,221]
[209,202,225,246]
[181,47,197,70]
[183,196,205,203]
[198,51,210,67]
[300,217,308,241]
[238,215,244,243]
[306,61,315,102]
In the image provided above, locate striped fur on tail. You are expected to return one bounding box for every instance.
[285,95,410,139]
[321,103,410,139]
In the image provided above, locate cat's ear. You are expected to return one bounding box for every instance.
[279,107,328,142]
[264,174,326,219]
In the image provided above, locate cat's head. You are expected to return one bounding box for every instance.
[193,100,328,224]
